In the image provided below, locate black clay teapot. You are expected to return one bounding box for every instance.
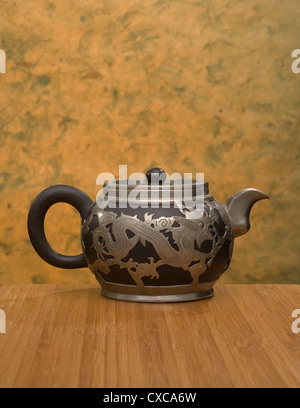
[27,168,269,302]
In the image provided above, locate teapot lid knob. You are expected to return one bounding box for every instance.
[145,168,167,185]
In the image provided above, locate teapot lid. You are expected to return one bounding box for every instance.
[100,167,209,208]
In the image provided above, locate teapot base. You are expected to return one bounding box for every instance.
[100,287,214,303]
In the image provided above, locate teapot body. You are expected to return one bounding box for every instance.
[81,196,234,301]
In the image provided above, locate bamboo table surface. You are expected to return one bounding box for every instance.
[0,284,299,388]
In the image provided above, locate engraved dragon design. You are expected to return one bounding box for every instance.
[81,201,233,287]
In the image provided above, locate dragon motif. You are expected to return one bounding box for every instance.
[82,201,232,287]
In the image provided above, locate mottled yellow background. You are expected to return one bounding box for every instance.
[0,0,299,284]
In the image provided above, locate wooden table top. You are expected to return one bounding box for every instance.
[0,284,299,388]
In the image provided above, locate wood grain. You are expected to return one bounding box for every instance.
[0,284,299,388]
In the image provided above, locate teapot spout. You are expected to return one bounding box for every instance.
[225,188,269,238]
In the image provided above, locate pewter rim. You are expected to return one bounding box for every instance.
[104,179,209,189]
[101,288,214,303]
[99,193,215,207]
[95,279,217,296]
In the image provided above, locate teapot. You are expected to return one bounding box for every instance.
[27,168,269,302]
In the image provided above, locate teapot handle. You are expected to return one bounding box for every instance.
[27,185,93,269]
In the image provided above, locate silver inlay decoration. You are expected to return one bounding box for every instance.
[82,200,233,287]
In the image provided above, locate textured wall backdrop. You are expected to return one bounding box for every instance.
[0,0,299,284]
